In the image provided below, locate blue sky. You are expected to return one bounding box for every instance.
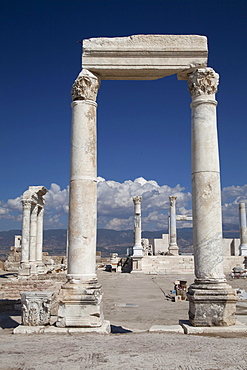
[0,0,246,231]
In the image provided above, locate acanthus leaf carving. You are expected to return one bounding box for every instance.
[187,67,219,97]
[71,69,100,102]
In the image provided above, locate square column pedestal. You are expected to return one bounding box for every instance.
[56,277,104,327]
[187,280,238,326]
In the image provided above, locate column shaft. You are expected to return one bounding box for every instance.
[239,203,247,256]
[168,196,179,255]
[67,99,97,279]
[36,207,45,272]
[132,196,142,257]
[29,204,38,262]
[20,201,31,264]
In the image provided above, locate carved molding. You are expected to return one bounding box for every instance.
[187,67,219,97]
[71,69,100,101]
[21,292,54,326]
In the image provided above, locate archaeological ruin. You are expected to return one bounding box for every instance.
[19,186,47,277]
[3,35,246,335]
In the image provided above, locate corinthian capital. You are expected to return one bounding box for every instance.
[187,67,219,97]
[133,196,142,205]
[71,69,100,101]
[169,196,177,207]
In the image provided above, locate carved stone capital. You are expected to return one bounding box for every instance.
[22,199,32,209]
[169,196,177,207]
[21,292,54,326]
[71,69,100,102]
[187,67,219,97]
[133,196,142,205]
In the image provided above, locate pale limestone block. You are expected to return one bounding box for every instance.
[153,234,169,255]
[82,35,208,80]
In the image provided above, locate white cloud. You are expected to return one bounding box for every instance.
[1,180,246,230]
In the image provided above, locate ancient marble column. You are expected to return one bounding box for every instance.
[133,196,143,257]
[36,207,45,272]
[239,203,247,256]
[168,196,179,255]
[187,67,237,326]
[57,69,104,328]
[29,204,38,274]
[19,200,32,276]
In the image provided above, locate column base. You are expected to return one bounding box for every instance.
[187,280,238,327]
[18,262,31,277]
[56,277,104,328]
[36,261,46,274]
[29,262,38,275]
[133,245,143,257]
[168,245,179,255]
[131,256,143,272]
[240,244,247,256]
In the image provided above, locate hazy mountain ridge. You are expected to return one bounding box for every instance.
[0,226,240,259]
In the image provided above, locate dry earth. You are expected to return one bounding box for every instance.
[0,270,247,369]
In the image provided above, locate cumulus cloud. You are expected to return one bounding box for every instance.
[1,179,246,230]
[222,185,247,225]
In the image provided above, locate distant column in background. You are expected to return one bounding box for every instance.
[36,206,45,273]
[239,203,247,256]
[18,186,47,277]
[132,196,143,257]
[19,200,32,276]
[168,196,179,255]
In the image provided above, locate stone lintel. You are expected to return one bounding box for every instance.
[82,34,208,80]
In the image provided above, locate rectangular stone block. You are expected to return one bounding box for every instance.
[82,35,208,80]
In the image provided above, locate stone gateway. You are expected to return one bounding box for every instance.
[57,35,237,328]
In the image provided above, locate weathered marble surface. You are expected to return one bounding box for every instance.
[187,67,237,326]
[21,291,54,326]
[57,69,104,327]
[82,34,208,80]
[239,203,247,256]
[133,196,143,257]
[168,196,179,255]
[19,186,47,277]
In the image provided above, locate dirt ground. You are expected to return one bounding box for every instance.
[0,270,247,369]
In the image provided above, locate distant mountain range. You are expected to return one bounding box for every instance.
[0,225,240,259]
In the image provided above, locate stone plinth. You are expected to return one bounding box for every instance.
[82,35,208,80]
[56,278,103,327]
[21,291,54,326]
[187,281,237,326]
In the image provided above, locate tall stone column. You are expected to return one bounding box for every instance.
[19,200,31,276]
[239,203,247,256]
[168,196,179,255]
[29,204,38,274]
[187,67,237,326]
[133,196,143,257]
[57,69,104,328]
[36,206,45,272]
